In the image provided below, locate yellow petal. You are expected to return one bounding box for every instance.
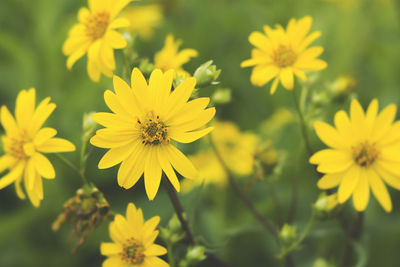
[15,88,35,129]
[317,173,343,189]
[24,159,37,190]
[371,104,397,142]
[338,165,360,203]
[374,164,400,190]
[170,108,216,133]
[1,106,19,136]
[100,243,122,256]
[37,138,76,153]
[309,149,350,164]
[165,145,198,179]
[98,141,137,169]
[14,177,26,199]
[169,127,214,143]
[270,78,280,95]
[367,169,392,212]
[280,68,294,90]
[143,257,169,267]
[117,144,146,189]
[0,161,24,190]
[0,155,16,173]
[316,160,353,174]
[29,98,56,135]
[33,128,57,146]
[157,147,180,192]
[352,170,370,211]
[313,121,348,149]
[102,256,125,267]
[144,147,162,200]
[109,18,130,29]
[144,244,167,256]
[250,65,279,87]
[31,153,55,179]
[164,77,196,121]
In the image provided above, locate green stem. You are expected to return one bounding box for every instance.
[209,135,279,241]
[291,89,313,157]
[55,153,88,185]
[280,213,316,259]
[167,241,176,267]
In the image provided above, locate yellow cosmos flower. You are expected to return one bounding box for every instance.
[123,4,162,40]
[101,203,168,267]
[154,35,198,76]
[241,16,327,94]
[90,68,215,200]
[183,121,258,192]
[310,99,400,212]
[0,88,75,207]
[63,0,132,82]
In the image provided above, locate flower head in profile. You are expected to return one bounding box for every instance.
[241,16,327,94]
[0,88,75,207]
[154,34,198,76]
[310,99,400,212]
[101,203,168,267]
[90,68,215,200]
[182,121,258,192]
[123,4,162,40]
[63,0,132,82]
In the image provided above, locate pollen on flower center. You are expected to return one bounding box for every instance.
[85,11,110,39]
[138,115,169,145]
[121,238,145,264]
[352,141,379,167]
[272,45,297,67]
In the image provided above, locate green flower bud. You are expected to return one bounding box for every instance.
[83,112,97,143]
[193,60,221,88]
[211,88,231,104]
[313,193,339,219]
[279,224,297,246]
[139,58,155,76]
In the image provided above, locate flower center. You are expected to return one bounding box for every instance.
[121,238,145,264]
[7,132,31,159]
[85,11,110,40]
[138,115,169,145]
[352,141,379,167]
[272,45,297,68]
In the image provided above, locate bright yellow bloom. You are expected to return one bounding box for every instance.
[123,4,162,40]
[0,89,76,207]
[183,121,258,191]
[63,0,132,82]
[90,68,215,200]
[241,16,327,94]
[154,35,198,76]
[310,99,400,212]
[101,203,168,267]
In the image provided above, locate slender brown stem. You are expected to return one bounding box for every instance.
[163,178,195,245]
[343,212,364,266]
[163,178,232,267]
[209,136,279,241]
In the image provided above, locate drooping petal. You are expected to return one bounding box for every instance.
[157,147,180,192]
[367,168,392,212]
[31,153,55,179]
[98,141,138,169]
[165,145,198,179]
[144,147,162,200]
[338,165,360,204]
[352,169,370,211]
[0,161,24,190]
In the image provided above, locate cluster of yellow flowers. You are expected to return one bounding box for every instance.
[1,0,400,266]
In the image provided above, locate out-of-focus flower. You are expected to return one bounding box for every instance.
[52,184,110,253]
[123,4,163,40]
[259,108,295,136]
[241,16,327,94]
[329,75,356,99]
[100,203,168,267]
[310,99,400,212]
[0,88,75,207]
[182,121,258,192]
[154,34,198,77]
[90,68,215,200]
[255,140,279,176]
[279,224,297,246]
[63,0,132,82]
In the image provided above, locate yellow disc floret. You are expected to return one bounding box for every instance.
[85,11,110,40]
[352,141,379,167]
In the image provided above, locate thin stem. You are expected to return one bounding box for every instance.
[280,213,316,259]
[343,212,364,266]
[163,178,195,245]
[55,153,88,185]
[163,177,232,267]
[166,241,176,267]
[209,135,279,241]
[291,89,313,157]
[269,180,284,226]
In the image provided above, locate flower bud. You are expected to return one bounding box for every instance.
[313,193,339,219]
[279,224,297,246]
[83,112,97,143]
[193,60,221,88]
[211,88,231,104]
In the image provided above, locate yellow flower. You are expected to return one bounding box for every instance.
[123,4,163,40]
[0,88,75,207]
[241,16,327,94]
[100,203,168,267]
[90,68,215,200]
[154,34,198,76]
[182,121,258,192]
[310,99,400,212]
[63,0,132,82]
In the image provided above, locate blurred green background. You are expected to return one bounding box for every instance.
[1,0,400,266]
